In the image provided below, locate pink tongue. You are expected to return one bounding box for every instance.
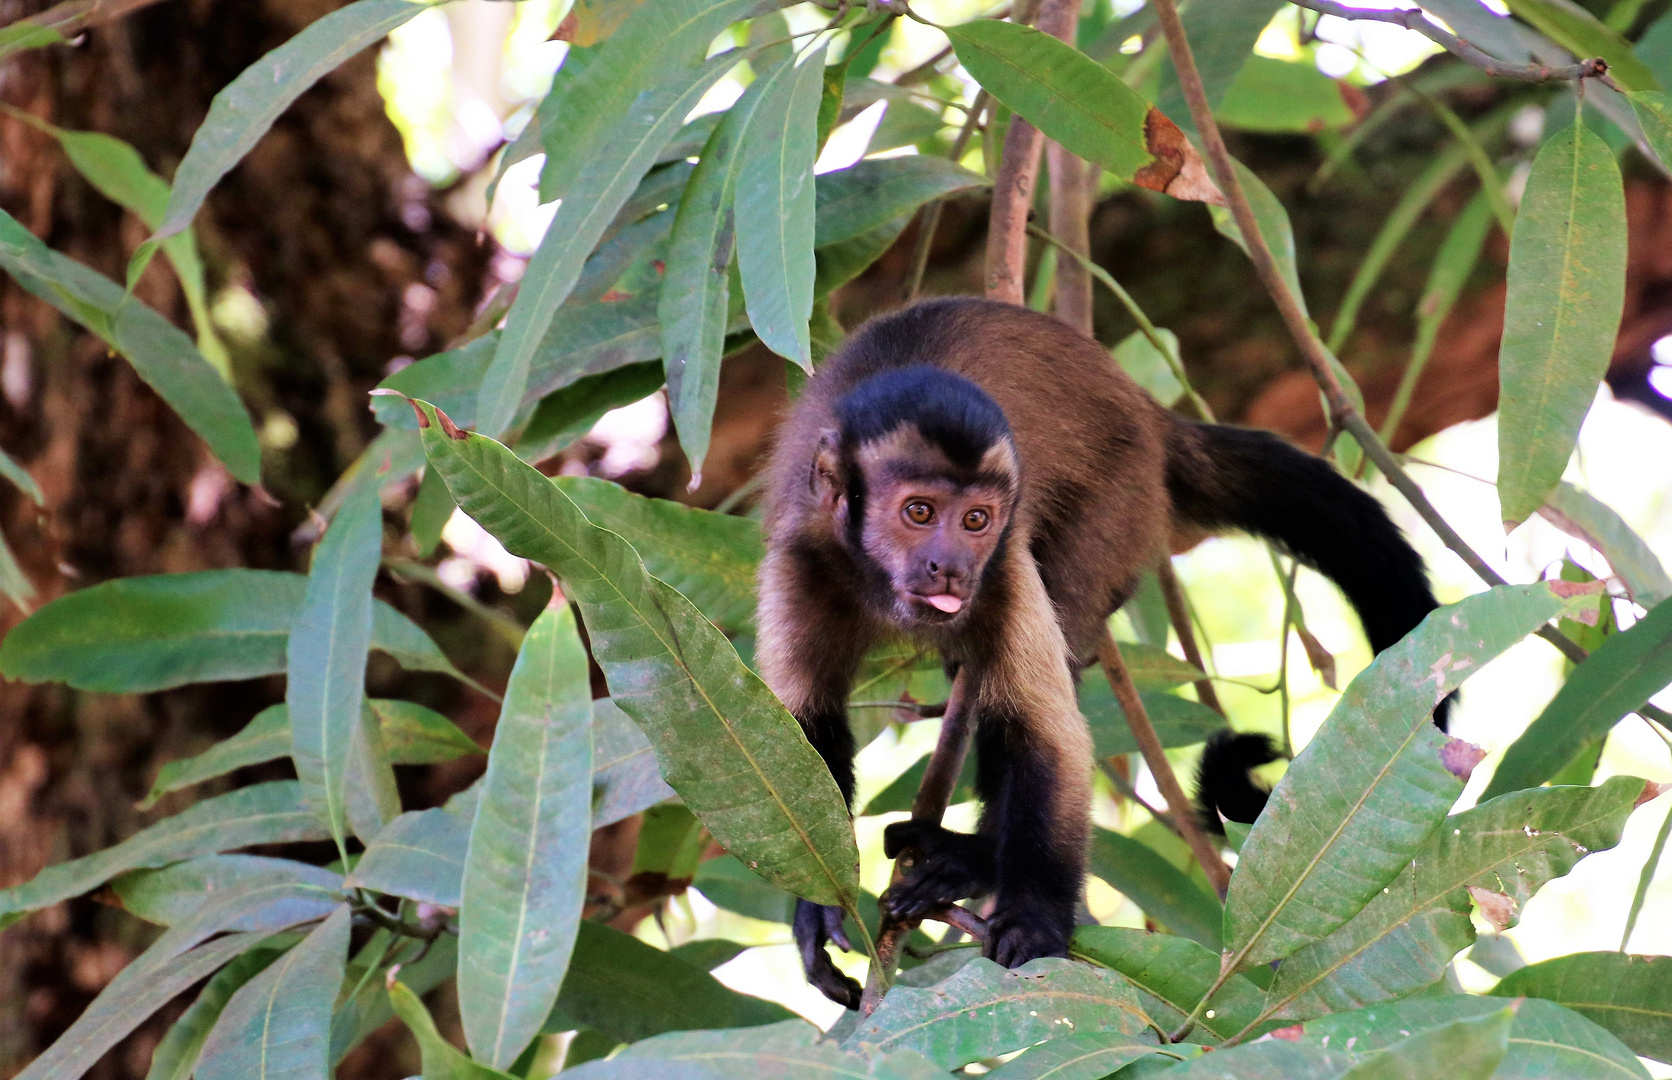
[926,594,963,613]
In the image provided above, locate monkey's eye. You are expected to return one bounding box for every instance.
[962,508,991,532]
[903,501,935,525]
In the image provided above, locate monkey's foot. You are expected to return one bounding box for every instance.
[983,901,1071,968]
[794,899,863,1009]
[879,821,995,921]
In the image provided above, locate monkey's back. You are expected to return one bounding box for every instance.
[764,297,1175,662]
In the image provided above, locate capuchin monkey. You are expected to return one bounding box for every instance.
[755,297,1442,1008]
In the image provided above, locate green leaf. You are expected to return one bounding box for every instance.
[1492,951,1672,1061]
[18,932,273,1080]
[0,568,462,692]
[813,157,986,248]
[0,207,259,483]
[370,698,482,763]
[514,361,668,467]
[947,19,1214,199]
[668,939,750,972]
[152,0,425,242]
[142,700,477,808]
[6,114,229,377]
[0,527,33,611]
[660,60,777,477]
[736,47,827,370]
[141,705,288,808]
[1157,0,1288,121]
[1487,598,1672,797]
[1629,90,1672,171]
[1160,1042,1356,1080]
[478,53,739,438]
[814,214,912,298]
[982,1032,1171,1080]
[409,467,453,557]
[344,804,472,907]
[1327,143,1470,353]
[842,957,1152,1069]
[287,481,382,850]
[459,605,593,1068]
[861,752,977,817]
[541,920,795,1044]
[559,1020,937,1080]
[1216,56,1357,134]
[113,855,341,927]
[415,401,859,909]
[143,946,284,1080]
[691,853,798,923]
[1540,481,1672,607]
[1496,120,1627,529]
[194,905,349,1080]
[1338,1008,1512,1080]
[1113,328,1185,408]
[1080,679,1226,760]
[1224,583,1590,968]
[1211,159,1306,317]
[0,445,42,505]
[553,475,763,636]
[0,22,64,60]
[1088,829,1224,950]
[1261,776,1643,1022]
[591,697,674,828]
[388,980,516,1080]
[344,700,401,844]
[15,879,342,1080]
[0,781,328,924]
[1072,926,1268,1043]
[1502,0,1660,91]
[1301,996,1651,1080]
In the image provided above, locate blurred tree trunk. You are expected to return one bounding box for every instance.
[0,1,491,1076]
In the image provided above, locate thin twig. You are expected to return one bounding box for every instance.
[861,671,976,1014]
[1038,0,1091,336]
[1157,559,1223,717]
[1026,223,1215,421]
[904,88,989,302]
[1098,630,1231,896]
[1099,757,1182,838]
[1287,0,1619,89]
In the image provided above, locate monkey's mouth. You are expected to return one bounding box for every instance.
[906,591,965,616]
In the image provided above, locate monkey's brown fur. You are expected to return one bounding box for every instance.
[757,297,1440,1006]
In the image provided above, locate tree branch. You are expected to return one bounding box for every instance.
[1157,559,1224,717]
[1149,0,1619,685]
[1288,0,1618,88]
[1099,631,1232,895]
[6,0,172,36]
[1039,0,1092,335]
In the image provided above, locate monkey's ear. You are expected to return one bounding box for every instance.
[811,429,844,511]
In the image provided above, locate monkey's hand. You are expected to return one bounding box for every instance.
[983,899,1071,968]
[794,899,863,1009]
[879,820,996,920]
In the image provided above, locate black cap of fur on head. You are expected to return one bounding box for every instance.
[1194,730,1284,835]
[834,364,1011,469]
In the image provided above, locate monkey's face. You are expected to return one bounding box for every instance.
[859,475,1011,625]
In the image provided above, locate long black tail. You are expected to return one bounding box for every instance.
[1166,420,1446,830]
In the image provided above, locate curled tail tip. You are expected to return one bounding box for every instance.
[1194,729,1282,834]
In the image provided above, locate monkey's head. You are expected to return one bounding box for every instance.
[814,365,1019,627]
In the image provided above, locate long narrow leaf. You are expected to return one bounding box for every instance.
[1072,926,1268,1043]
[142,946,284,1080]
[0,568,463,692]
[477,52,739,437]
[113,855,342,927]
[1491,951,1672,1061]
[152,0,425,241]
[459,604,593,1068]
[413,399,860,909]
[736,46,826,370]
[0,207,258,483]
[1496,120,1627,528]
[196,905,350,1080]
[1087,828,1222,950]
[287,481,382,849]
[1223,583,1594,969]
[1539,481,1672,606]
[388,981,515,1080]
[1485,598,1672,797]
[0,782,327,925]
[1260,776,1644,1022]
[660,60,780,476]
[1338,1009,1512,1080]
